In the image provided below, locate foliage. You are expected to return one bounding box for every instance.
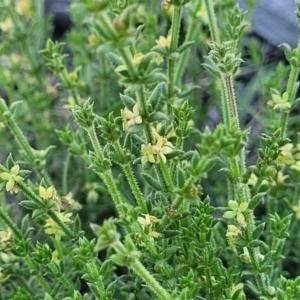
[1,0,300,299]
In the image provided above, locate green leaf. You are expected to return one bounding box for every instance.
[87,283,102,299]
[161,230,181,238]
[148,82,165,110]
[177,167,185,188]
[148,112,169,122]
[248,240,264,248]
[252,222,265,240]
[141,72,167,85]
[177,41,195,53]
[32,208,47,219]
[6,154,15,170]
[248,193,265,210]
[202,57,220,77]
[142,173,163,190]
[19,200,39,210]
[120,94,136,109]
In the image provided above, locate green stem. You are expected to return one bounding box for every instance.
[222,74,240,129]
[167,6,182,111]
[158,153,175,191]
[203,0,220,43]
[175,4,200,85]
[62,152,71,195]
[119,47,139,79]
[280,64,299,137]
[86,126,124,215]
[0,207,24,240]
[136,87,153,143]
[123,164,147,212]
[130,259,172,300]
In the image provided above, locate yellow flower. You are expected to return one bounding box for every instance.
[226,224,242,237]
[154,54,164,65]
[138,214,161,238]
[271,92,291,110]
[39,186,56,200]
[231,283,244,297]
[16,0,33,17]
[121,103,142,130]
[0,229,13,249]
[141,143,156,165]
[240,246,251,263]
[141,134,174,165]
[44,212,72,241]
[292,202,300,219]
[0,165,24,193]
[155,35,171,49]
[291,161,300,172]
[196,4,208,24]
[223,200,248,224]
[277,170,288,185]
[61,192,82,211]
[277,143,294,165]
[132,53,144,66]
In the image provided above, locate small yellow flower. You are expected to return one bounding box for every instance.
[271,92,291,110]
[121,104,142,130]
[138,214,161,238]
[16,0,33,17]
[292,202,300,219]
[196,4,208,23]
[277,143,294,165]
[154,54,164,65]
[223,200,248,224]
[277,170,288,185]
[61,192,82,211]
[0,165,24,192]
[141,143,156,165]
[226,224,242,237]
[132,53,144,66]
[39,186,56,200]
[155,35,171,49]
[0,229,13,249]
[231,283,244,297]
[291,161,300,172]
[141,134,174,165]
[44,212,72,241]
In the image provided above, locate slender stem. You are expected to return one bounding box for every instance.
[280,64,299,137]
[175,7,200,85]
[87,126,124,216]
[167,6,182,111]
[158,153,175,191]
[62,152,71,195]
[130,259,172,300]
[0,208,23,240]
[203,0,220,43]
[119,47,138,79]
[123,164,147,212]
[136,87,153,143]
[222,75,240,129]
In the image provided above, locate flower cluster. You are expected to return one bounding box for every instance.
[141,133,174,165]
[0,165,24,195]
[137,214,160,238]
[121,104,142,130]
